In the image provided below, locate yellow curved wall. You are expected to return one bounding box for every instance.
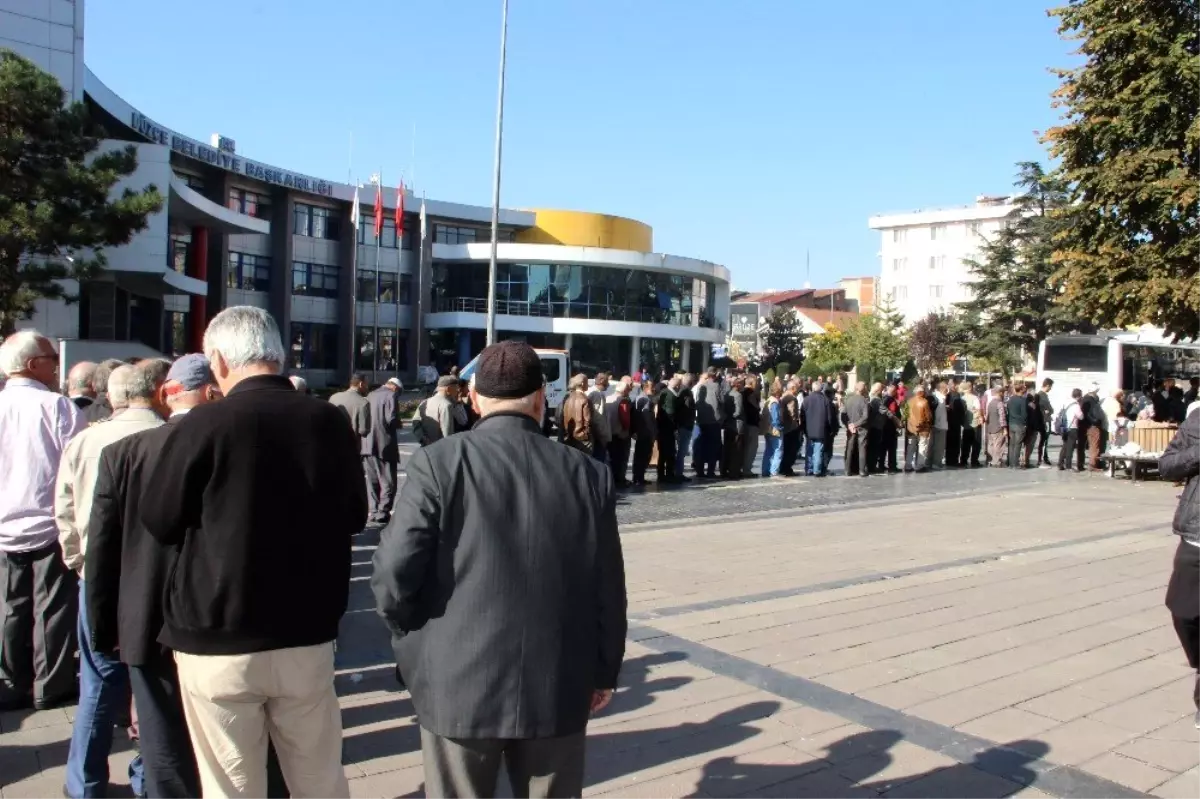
[515,209,653,252]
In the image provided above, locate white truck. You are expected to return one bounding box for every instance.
[458,347,570,418]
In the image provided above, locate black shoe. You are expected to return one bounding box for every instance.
[677,475,692,482]
[34,690,77,711]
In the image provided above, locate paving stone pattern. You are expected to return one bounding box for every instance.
[1,460,1195,798]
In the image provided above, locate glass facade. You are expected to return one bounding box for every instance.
[432,262,715,327]
[168,232,190,273]
[355,326,410,374]
[228,188,271,219]
[357,216,418,249]
[228,252,271,291]
[294,204,340,240]
[290,322,339,369]
[570,335,631,377]
[292,262,339,298]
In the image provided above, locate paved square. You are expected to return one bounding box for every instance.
[2,462,1196,798]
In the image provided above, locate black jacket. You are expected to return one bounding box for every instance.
[371,413,627,739]
[86,415,183,665]
[675,388,696,429]
[366,387,401,461]
[801,390,834,440]
[141,375,368,655]
[1160,409,1199,544]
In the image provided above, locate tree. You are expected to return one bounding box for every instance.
[844,313,908,384]
[948,310,1023,379]
[907,312,954,378]
[1043,0,1200,340]
[798,324,851,377]
[0,51,163,334]
[759,307,804,370]
[873,294,906,335]
[956,162,1079,353]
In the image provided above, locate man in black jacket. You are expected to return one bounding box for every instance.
[372,341,627,798]
[86,355,221,798]
[802,382,834,476]
[140,307,367,798]
[1160,409,1199,727]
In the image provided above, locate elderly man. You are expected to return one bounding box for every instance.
[656,376,681,483]
[586,373,613,465]
[329,373,372,439]
[373,341,626,798]
[604,377,634,488]
[779,380,802,477]
[960,381,983,468]
[0,332,85,712]
[802,381,834,476]
[86,354,221,798]
[141,307,366,798]
[842,381,870,477]
[420,376,460,448]
[905,385,933,473]
[56,360,169,797]
[984,385,1009,467]
[721,375,747,479]
[673,373,696,479]
[67,361,98,410]
[83,359,124,425]
[365,377,403,525]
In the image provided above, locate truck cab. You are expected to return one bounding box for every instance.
[459,348,570,417]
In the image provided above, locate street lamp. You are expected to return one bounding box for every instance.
[485,0,510,346]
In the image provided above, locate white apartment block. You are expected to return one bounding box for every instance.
[869,196,1015,324]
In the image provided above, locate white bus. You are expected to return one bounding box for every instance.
[1036,329,1200,414]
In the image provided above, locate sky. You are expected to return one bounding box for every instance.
[85,0,1075,291]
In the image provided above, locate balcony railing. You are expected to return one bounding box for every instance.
[434,296,715,327]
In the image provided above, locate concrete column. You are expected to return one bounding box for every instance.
[681,340,691,372]
[629,335,641,377]
[563,332,573,353]
[701,343,711,372]
[457,329,473,368]
[187,226,208,352]
[336,201,358,385]
[268,189,295,355]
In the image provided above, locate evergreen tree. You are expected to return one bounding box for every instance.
[759,307,804,369]
[1044,0,1199,340]
[0,51,163,335]
[873,294,906,335]
[956,162,1078,352]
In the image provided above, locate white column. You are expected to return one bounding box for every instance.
[701,343,710,372]
[681,340,691,372]
[629,335,641,377]
[563,333,573,352]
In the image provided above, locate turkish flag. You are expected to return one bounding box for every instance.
[394,183,404,242]
[373,182,384,240]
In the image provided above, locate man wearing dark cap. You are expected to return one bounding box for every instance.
[419,376,460,446]
[85,354,220,798]
[373,341,627,799]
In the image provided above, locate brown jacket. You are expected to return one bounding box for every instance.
[560,391,594,452]
[906,395,933,435]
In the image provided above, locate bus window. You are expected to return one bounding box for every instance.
[1043,344,1107,372]
[540,358,561,384]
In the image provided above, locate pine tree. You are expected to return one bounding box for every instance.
[0,51,163,334]
[873,294,906,335]
[956,162,1079,352]
[759,307,804,370]
[1043,0,1200,340]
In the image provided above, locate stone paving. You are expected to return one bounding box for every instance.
[1,455,1196,798]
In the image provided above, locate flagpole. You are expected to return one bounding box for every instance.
[348,184,360,380]
[417,193,428,376]
[485,0,510,346]
[373,170,382,387]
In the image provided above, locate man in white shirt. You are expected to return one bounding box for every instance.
[56,361,170,797]
[0,331,86,711]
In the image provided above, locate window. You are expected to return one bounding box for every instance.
[930,285,943,298]
[168,232,191,273]
[895,286,909,299]
[292,262,339,298]
[175,172,205,192]
[378,272,397,303]
[967,221,981,237]
[402,216,416,250]
[227,252,272,291]
[398,273,412,305]
[355,326,376,371]
[355,327,408,372]
[228,188,272,219]
[929,255,945,270]
[891,258,907,271]
[358,217,401,248]
[540,357,561,384]
[294,203,340,240]
[290,322,339,370]
[1044,344,1108,373]
[892,229,907,244]
[930,225,947,241]
[434,224,477,245]
[356,269,376,302]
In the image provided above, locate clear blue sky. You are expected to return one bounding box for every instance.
[86,0,1073,291]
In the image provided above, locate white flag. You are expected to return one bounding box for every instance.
[419,196,427,241]
[350,186,361,231]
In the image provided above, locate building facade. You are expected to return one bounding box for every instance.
[5,1,731,387]
[727,289,859,362]
[868,196,1015,324]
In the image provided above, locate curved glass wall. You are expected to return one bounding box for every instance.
[432,262,716,328]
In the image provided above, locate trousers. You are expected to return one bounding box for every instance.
[363,457,397,523]
[632,436,654,484]
[762,435,782,476]
[721,429,744,478]
[960,425,981,466]
[67,580,143,798]
[656,429,677,481]
[742,431,760,475]
[781,430,801,475]
[420,727,585,799]
[175,642,348,798]
[905,433,930,471]
[129,657,201,799]
[607,437,631,485]
[804,437,827,475]
[1008,424,1027,468]
[844,429,869,475]
[697,424,721,476]
[929,428,947,469]
[1086,426,1102,470]
[0,542,77,705]
[674,426,694,477]
[987,431,1007,466]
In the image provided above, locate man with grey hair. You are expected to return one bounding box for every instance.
[842,381,871,477]
[0,331,85,712]
[83,359,124,425]
[56,359,168,796]
[67,361,98,410]
[142,306,365,797]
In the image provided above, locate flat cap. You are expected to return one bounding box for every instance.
[474,341,544,399]
[165,354,214,391]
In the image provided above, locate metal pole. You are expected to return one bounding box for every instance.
[485,0,509,346]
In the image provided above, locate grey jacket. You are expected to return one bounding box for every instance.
[329,389,372,455]
[366,387,400,461]
[695,381,722,426]
[842,393,869,430]
[1159,409,1199,544]
[420,393,457,446]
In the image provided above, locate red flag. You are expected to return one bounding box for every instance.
[394,182,404,243]
[373,182,384,241]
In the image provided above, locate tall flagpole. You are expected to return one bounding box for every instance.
[485,0,510,346]
[372,171,382,386]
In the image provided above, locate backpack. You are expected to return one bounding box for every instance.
[1053,406,1068,436]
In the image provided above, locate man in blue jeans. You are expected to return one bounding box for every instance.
[55,363,166,797]
[674,373,696,480]
[802,381,834,476]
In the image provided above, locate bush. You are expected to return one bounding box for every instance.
[775,361,792,377]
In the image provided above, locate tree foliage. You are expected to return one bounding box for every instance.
[948,310,1023,379]
[873,294,906,336]
[1043,0,1200,340]
[0,51,163,334]
[956,162,1080,352]
[759,307,804,369]
[844,313,908,383]
[799,324,851,377]
[907,312,955,378]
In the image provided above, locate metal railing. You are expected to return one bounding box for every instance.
[433,296,715,327]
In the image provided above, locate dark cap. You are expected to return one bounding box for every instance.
[165,354,214,391]
[473,341,544,399]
